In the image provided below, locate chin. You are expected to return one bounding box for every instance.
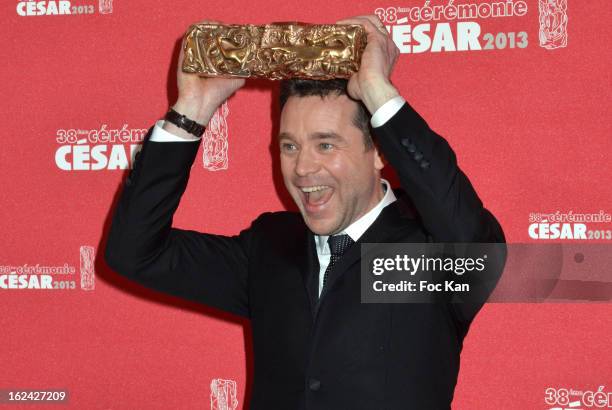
[302,216,337,236]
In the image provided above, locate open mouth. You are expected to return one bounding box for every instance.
[298,185,334,213]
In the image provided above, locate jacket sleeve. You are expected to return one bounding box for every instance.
[372,102,507,328]
[373,102,505,244]
[104,127,253,318]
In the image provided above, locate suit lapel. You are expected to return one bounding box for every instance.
[296,226,320,319]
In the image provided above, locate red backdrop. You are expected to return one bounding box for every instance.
[2,0,611,408]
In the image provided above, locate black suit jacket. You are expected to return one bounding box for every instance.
[105,101,505,409]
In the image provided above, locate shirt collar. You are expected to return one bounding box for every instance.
[315,178,397,254]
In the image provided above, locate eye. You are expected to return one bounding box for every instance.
[319,142,333,151]
[281,142,297,153]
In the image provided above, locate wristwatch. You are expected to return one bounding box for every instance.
[164,108,206,138]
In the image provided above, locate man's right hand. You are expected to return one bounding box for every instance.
[164,20,245,139]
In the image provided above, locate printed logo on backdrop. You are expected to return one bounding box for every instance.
[55,124,146,171]
[16,0,112,16]
[54,106,230,171]
[203,102,230,171]
[545,385,611,409]
[373,0,568,54]
[1,246,96,290]
[528,210,611,240]
[538,0,568,49]
[210,378,238,410]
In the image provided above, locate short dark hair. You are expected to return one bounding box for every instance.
[279,79,374,150]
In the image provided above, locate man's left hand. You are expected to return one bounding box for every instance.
[336,15,401,113]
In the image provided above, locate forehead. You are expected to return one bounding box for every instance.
[279,94,359,135]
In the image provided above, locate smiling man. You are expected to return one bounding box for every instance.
[278,89,385,237]
[105,15,505,410]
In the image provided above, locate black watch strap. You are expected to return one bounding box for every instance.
[164,108,206,138]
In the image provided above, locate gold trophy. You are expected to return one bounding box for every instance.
[182,22,367,80]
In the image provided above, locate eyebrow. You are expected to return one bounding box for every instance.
[277,131,344,141]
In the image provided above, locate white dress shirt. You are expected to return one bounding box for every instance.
[147,96,407,296]
[314,178,396,296]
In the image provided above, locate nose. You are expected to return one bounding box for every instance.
[294,147,320,177]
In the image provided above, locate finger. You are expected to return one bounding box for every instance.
[336,18,365,26]
[339,17,387,41]
[336,15,365,23]
[337,15,381,24]
[339,15,387,33]
[360,14,387,30]
[353,18,388,38]
[178,37,186,62]
[386,31,399,56]
[387,44,398,73]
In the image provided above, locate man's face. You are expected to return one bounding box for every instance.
[279,94,384,236]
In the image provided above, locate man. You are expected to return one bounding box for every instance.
[105,15,505,409]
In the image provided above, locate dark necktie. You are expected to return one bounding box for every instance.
[321,234,354,296]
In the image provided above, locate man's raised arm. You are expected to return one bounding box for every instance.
[337,14,504,243]
[104,23,254,317]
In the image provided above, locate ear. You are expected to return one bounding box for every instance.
[373,147,385,171]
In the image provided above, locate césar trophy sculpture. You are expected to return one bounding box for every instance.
[181,22,367,80]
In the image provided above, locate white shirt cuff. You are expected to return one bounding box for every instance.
[149,120,202,142]
[370,96,406,128]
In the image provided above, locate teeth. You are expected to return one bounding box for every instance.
[300,185,329,193]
